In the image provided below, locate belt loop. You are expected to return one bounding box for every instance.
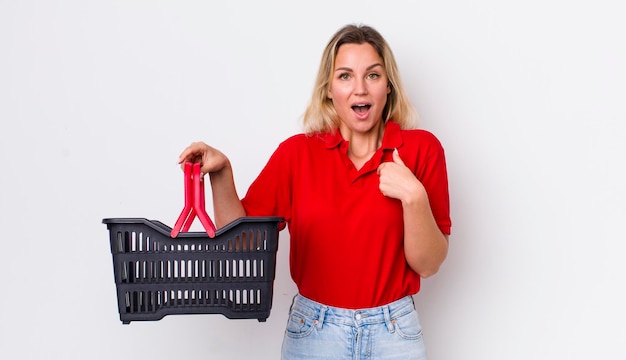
[316,305,327,330]
[383,305,394,333]
[289,294,298,313]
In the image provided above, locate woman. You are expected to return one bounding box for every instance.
[178,24,451,360]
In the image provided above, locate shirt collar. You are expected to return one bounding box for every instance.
[319,120,404,150]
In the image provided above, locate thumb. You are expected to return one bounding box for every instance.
[393,148,405,165]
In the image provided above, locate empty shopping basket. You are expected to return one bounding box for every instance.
[103,162,283,324]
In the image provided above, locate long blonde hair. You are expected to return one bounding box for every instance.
[303,24,418,134]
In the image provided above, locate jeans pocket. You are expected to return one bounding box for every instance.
[284,310,316,339]
[393,309,424,340]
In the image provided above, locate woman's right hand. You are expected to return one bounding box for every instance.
[177,141,230,176]
[178,141,245,227]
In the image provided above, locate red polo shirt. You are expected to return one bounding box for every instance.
[241,121,451,309]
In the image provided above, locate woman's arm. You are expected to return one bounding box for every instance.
[378,149,449,277]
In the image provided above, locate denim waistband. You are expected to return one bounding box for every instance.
[290,294,415,329]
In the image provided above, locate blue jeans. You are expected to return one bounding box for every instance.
[281,294,427,360]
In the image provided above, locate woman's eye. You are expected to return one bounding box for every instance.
[367,73,380,80]
[339,73,351,80]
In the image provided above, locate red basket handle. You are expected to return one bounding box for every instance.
[171,162,217,238]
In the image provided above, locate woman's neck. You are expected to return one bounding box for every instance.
[340,122,385,170]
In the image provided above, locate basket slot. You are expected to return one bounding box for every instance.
[122,287,266,314]
[231,288,263,311]
[120,257,268,284]
[155,229,266,253]
[230,230,269,252]
[117,230,160,254]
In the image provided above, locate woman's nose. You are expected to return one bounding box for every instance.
[353,77,368,95]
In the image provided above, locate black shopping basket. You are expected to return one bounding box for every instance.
[103,162,283,324]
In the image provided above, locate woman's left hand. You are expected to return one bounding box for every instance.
[377,149,425,204]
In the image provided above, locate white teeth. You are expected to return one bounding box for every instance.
[352,104,370,113]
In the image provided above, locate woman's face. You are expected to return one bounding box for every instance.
[328,42,391,137]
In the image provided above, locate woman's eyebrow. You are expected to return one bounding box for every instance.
[334,63,384,73]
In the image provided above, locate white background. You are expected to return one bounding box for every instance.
[1,1,625,359]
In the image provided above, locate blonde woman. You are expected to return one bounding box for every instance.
[179,24,451,360]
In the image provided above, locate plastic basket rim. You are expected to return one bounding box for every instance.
[102,216,284,238]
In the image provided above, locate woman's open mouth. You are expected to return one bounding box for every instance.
[352,104,371,114]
